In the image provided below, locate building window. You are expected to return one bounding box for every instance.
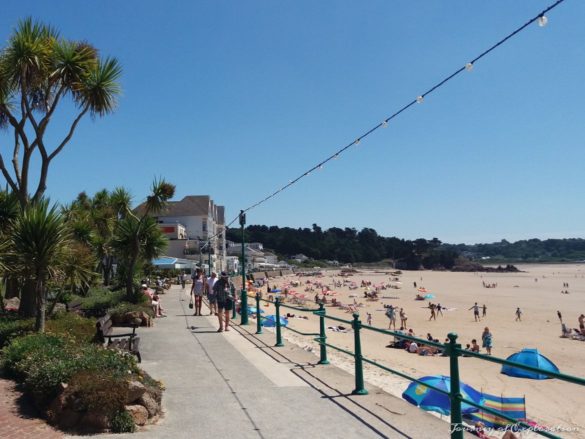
[202,219,207,232]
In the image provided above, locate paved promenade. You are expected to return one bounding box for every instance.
[89,285,453,439]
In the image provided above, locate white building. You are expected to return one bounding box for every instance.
[137,195,227,272]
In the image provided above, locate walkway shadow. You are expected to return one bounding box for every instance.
[233,326,413,439]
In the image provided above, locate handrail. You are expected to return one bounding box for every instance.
[246,293,584,438]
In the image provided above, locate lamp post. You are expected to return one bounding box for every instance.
[240,210,248,325]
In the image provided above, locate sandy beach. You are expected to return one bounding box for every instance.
[250,264,585,438]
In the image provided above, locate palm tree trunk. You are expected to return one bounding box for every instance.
[35,279,46,333]
[19,278,37,317]
[103,255,113,286]
[126,257,137,297]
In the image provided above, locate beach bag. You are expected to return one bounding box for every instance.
[189,296,194,309]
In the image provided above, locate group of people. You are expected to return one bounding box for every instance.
[384,304,407,330]
[463,327,493,355]
[469,303,487,322]
[190,269,236,333]
[427,302,444,320]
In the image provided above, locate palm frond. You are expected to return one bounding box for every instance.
[76,56,122,116]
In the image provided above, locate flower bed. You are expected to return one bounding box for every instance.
[0,313,163,433]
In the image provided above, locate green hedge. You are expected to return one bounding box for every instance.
[2,333,139,403]
[45,312,96,344]
[69,288,125,316]
[0,315,34,348]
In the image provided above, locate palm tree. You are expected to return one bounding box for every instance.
[0,18,122,208]
[0,18,121,317]
[113,179,175,297]
[9,199,70,332]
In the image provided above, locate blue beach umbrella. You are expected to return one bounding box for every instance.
[247,306,265,314]
[423,294,435,299]
[271,289,282,293]
[262,315,288,327]
[402,375,483,415]
[501,349,559,380]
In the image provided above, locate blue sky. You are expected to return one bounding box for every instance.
[1,1,584,244]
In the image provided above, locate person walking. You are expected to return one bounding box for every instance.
[515,307,522,322]
[469,302,481,322]
[206,271,218,316]
[190,268,205,316]
[180,272,187,289]
[482,304,487,318]
[428,303,436,321]
[436,303,443,317]
[214,272,235,332]
[482,327,493,355]
[366,312,372,326]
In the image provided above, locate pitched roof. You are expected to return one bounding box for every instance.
[163,196,210,217]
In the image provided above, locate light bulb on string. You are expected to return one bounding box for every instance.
[355,138,361,145]
[318,164,323,170]
[416,95,424,104]
[333,154,339,160]
[538,15,548,27]
[382,120,388,128]
[465,62,473,71]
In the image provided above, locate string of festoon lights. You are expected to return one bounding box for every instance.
[206,0,566,245]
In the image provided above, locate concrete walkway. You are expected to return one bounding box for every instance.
[90,285,456,439]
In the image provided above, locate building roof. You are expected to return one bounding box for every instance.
[136,195,211,218]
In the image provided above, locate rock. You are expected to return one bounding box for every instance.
[58,408,82,429]
[51,303,67,315]
[126,380,147,404]
[79,411,110,432]
[126,404,148,426]
[138,393,160,417]
[3,297,20,310]
[47,392,67,422]
[138,311,152,327]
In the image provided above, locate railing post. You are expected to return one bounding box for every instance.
[351,313,368,395]
[274,297,284,347]
[255,293,263,334]
[317,302,329,365]
[448,333,463,439]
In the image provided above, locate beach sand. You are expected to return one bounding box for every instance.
[251,264,585,438]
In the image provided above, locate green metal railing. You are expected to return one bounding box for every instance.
[245,294,585,439]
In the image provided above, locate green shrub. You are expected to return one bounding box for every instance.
[67,370,129,415]
[70,289,124,316]
[0,316,34,348]
[2,333,139,403]
[45,313,96,344]
[110,409,136,433]
[1,334,68,380]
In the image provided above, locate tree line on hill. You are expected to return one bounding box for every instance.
[226,224,459,269]
[227,225,585,267]
[444,238,585,262]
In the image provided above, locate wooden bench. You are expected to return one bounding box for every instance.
[95,314,141,363]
